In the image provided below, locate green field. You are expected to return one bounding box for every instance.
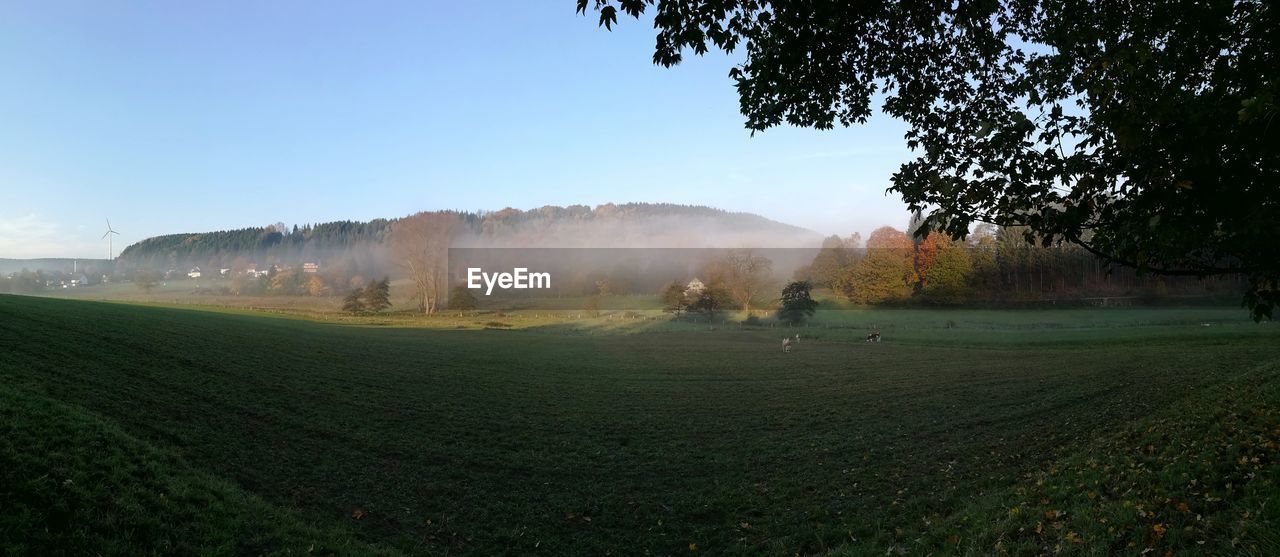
[3,294,1279,555]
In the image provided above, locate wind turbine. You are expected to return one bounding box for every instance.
[102,218,120,260]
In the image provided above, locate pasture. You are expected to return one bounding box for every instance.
[2,294,1278,555]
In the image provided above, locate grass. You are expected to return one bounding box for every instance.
[1,294,1278,555]
[0,383,398,556]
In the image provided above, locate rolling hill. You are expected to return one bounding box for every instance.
[114,203,822,274]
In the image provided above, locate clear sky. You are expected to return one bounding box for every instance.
[0,1,913,259]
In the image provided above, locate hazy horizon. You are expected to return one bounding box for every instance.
[0,2,912,259]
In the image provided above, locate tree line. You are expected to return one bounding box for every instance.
[795,223,1246,306]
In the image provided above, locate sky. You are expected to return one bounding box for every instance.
[0,1,913,259]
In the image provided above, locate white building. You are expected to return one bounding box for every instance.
[685,277,706,296]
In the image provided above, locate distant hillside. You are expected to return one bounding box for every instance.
[117,220,391,273]
[0,258,111,275]
[116,203,821,272]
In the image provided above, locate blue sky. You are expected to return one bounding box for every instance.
[0,1,912,258]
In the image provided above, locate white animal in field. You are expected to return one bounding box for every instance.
[782,337,794,352]
[794,333,801,343]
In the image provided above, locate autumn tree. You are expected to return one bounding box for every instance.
[388,212,462,314]
[776,280,818,325]
[721,249,773,314]
[306,275,326,297]
[913,233,943,291]
[578,0,1280,318]
[837,227,914,304]
[595,279,613,297]
[806,234,860,289]
[918,236,972,304]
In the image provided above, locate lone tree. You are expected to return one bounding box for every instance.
[362,277,391,313]
[577,0,1279,318]
[721,249,773,315]
[446,285,479,311]
[777,280,818,325]
[341,289,365,314]
[388,212,462,314]
[687,282,731,321]
[660,281,688,316]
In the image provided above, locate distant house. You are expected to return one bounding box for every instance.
[70,273,89,286]
[685,277,706,296]
[302,262,320,274]
[187,266,202,279]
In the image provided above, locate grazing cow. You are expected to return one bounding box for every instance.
[865,331,881,343]
[782,337,794,352]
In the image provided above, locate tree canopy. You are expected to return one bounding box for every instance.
[577,0,1279,318]
[777,280,818,324]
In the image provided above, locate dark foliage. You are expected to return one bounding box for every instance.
[777,280,818,325]
[362,277,392,313]
[660,281,688,315]
[342,289,365,314]
[687,282,731,319]
[446,285,479,311]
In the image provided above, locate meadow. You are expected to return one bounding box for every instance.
[2,294,1278,556]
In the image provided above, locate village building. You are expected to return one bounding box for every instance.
[685,277,706,296]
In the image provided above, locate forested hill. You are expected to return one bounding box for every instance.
[116,219,391,273]
[115,203,819,272]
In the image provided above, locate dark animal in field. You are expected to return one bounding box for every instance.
[866,332,881,343]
